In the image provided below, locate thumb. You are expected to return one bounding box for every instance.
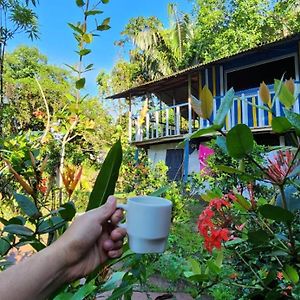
[95,196,117,224]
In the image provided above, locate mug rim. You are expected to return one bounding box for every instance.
[128,196,172,207]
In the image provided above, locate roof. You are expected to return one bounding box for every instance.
[107,33,300,100]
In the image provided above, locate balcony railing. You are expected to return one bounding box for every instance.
[130,83,300,143]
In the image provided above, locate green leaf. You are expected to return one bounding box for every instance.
[284,265,299,284]
[226,124,254,159]
[187,258,202,274]
[215,165,243,174]
[82,33,93,43]
[14,193,39,217]
[284,108,300,132]
[188,125,220,140]
[101,272,126,291]
[84,10,103,16]
[272,117,292,134]
[235,194,251,210]
[85,63,94,71]
[215,136,228,154]
[274,79,295,109]
[37,216,65,234]
[183,273,209,282]
[78,48,91,56]
[101,0,109,3]
[97,24,111,31]
[65,64,80,74]
[107,284,132,300]
[248,229,270,245]
[259,204,294,223]
[0,237,11,256]
[75,78,86,89]
[71,280,96,300]
[4,224,34,236]
[76,0,85,7]
[67,23,84,35]
[7,216,25,225]
[86,139,123,211]
[53,293,73,300]
[214,88,235,126]
[59,202,76,221]
[215,250,223,268]
[207,260,221,274]
[149,185,169,197]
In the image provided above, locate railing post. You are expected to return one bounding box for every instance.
[166,108,169,136]
[241,93,248,126]
[146,113,149,139]
[176,106,180,135]
[257,91,264,127]
[155,111,159,138]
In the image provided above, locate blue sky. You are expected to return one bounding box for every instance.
[8,0,192,95]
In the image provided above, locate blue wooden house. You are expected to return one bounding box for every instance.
[108,33,300,181]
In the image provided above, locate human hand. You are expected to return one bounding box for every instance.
[54,196,126,282]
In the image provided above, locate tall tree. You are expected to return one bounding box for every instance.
[0,0,39,106]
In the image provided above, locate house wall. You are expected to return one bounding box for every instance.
[148,142,200,176]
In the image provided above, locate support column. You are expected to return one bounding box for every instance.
[188,74,192,134]
[183,140,190,182]
[128,95,132,143]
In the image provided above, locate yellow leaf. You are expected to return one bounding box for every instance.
[285,78,295,95]
[199,85,213,119]
[191,95,202,117]
[259,81,271,107]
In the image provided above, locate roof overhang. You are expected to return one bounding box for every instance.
[107,33,300,100]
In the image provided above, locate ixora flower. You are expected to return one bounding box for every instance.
[197,197,232,252]
[266,150,298,185]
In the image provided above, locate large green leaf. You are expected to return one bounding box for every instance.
[0,237,11,256]
[59,202,76,221]
[37,216,66,234]
[226,124,254,159]
[75,78,86,89]
[86,140,123,211]
[71,280,96,300]
[271,117,292,134]
[274,79,295,109]
[4,224,34,236]
[248,229,270,245]
[215,136,228,154]
[14,193,39,217]
[284,265,299,284]
[284,108,300,132]
[101,272,126,291]
[213,88,235,126]
[259,204,294,223]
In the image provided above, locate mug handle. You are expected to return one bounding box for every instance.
[116,203,128,229]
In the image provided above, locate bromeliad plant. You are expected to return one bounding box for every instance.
[184,78,300,299]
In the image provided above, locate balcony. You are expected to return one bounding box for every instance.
[129,83,300,145]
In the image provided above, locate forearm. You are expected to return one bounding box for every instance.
[0,243,67,300]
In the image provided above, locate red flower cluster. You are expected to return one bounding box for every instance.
[266,150,297,185]
[37,178,47,194]
[197,197,231,252]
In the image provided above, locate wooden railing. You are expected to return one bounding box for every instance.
[130,82,300,142]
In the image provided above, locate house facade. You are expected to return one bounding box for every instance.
[108,34,300,181]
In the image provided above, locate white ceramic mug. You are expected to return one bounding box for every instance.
[117,196,173,254]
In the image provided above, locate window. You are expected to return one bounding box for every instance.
[226,56,296,92]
